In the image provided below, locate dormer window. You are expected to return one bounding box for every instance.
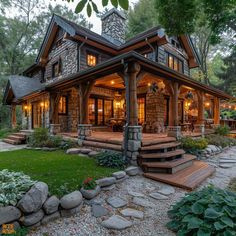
[87,53,97,67]
[52,58,62,78]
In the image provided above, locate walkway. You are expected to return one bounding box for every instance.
[0,140,26,152]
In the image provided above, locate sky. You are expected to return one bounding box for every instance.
[49,0,139,34]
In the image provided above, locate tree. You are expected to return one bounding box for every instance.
[126,0,159,38]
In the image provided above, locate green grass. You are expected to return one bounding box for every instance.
[0,149,119,196]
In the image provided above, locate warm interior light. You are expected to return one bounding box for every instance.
[205,102,210,107]
[187,102,191,106]
[148,83,151,87]
[40,102,44,107]
[229,105,232,109]
[24,105,28,110]
[115,102,121,108]
[111,80,115,85]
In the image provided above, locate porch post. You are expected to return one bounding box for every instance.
[123,62,142,165]
[213,97,220,127]
[11,104,17,129]
[77,81,94,145]
[49,92,61,135]
[195,91,205,136]
[167,81,181,138]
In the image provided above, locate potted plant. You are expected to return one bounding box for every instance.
[80,177,101,200]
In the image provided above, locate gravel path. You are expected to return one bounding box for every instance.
[29,147,236,236]
[0,141,26,152]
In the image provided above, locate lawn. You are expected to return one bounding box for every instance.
[0,149,119,196]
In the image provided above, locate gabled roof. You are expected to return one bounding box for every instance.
[35,14,200,68]
[3,75,44,105]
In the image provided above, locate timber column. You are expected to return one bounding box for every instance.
[123,62,142,165]
[11,105,17,129]
[167,81,181,138]
[213,97,220,128]
[77,81,94,145]
[194,91,205,137]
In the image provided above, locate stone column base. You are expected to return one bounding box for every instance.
[50,124,61,135]
[167,126,181,139]
[123,126,142,165]
[78,124,92,146]
[194,124,205,137]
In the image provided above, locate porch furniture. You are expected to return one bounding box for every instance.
[205,119,214,129]
[109,118,126,132]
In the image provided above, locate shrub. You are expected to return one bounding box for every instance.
[181,137,208,155]
[167,186,236,236]
[96,150,128,169]
[215,125,230,136]
[0,169,36,206]
[60,139,78,150]
[228,178,236,192]
[27,128,49,147]
[206,134,236,148]
[82,177,97,190]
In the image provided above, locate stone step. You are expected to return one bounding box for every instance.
[144,161,215,190]
[11,133,27,138]
[2,138,21,145]
[140,142,181,153]
[7,135,26,141]
[141,154,196,174]
[141,137,176,147]
[83,140,122,152]
[139,149,185,162]
[85,137,122,145]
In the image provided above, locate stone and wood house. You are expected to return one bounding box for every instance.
[3,9,233,189]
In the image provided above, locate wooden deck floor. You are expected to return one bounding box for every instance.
[144,161,215,190]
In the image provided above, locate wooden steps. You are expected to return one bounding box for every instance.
[144,161,215,190]
[140,142,181,152]
[2,131,28,145]
[86,136,122,145]
[142,137,176,147]
[83,140,122,152]
[142,154,196,174]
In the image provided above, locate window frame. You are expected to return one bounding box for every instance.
[86,51,98,67]
[52,58,62,78]
[166,52,183,73]
[58,95,68,116]
[137,94,146,124]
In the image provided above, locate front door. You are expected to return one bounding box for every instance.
[88,97,113,125]
[32,103,42,129]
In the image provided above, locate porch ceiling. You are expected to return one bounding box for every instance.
[43,51,232,100]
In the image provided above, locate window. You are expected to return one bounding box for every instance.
[58,96,67,115]
[52,59,62,78]
[167,53,183,73]
[138,96,146,124]
[87,53,97,67]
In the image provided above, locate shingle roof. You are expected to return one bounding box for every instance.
[3,75,44,104]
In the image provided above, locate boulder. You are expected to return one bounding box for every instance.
[101,215,132,230]
[66,148,81,154]
[43,196,59,215]
[208,145,218,152]
[60,203,82,217]
[125,166,139,176]
[80,148,92,154]
[120,208,144,219]
[92,204,109,218]
[80,186,101,200]
[96,177,116,187]
[88,151,99,157]
[107,197,128,208]
[60,191,83,209]
[101,184,115,191]
[17,182,48,213]
[21,209,44,226]
[0,206,21,225]
[41,211,60,225]
[112,171,126,179]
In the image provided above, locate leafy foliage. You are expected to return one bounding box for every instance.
[0,169,36,206]
[82,177,97,190]
[215,125,230,136]
[181,137,208,155]
[228,178,236,192]
[206,134,236,148]
[167,186,236,236]
[96,150,127,169]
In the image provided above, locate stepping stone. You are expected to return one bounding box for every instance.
[128,191,145,198]
[219,160,236,163]
[157,186,175,196]
[149,192,169,200]
[92,204,108,218]
[96,177,116,187]
[219,164,232,168]
[120,208,144,219]
[101,184,115,191]
[125,166,139,176]
[133,197,155,208]
[107,197,128,208]
[80,148,92,154]
[101,215,132,230]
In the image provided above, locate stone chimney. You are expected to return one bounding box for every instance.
[101,8,127,46]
